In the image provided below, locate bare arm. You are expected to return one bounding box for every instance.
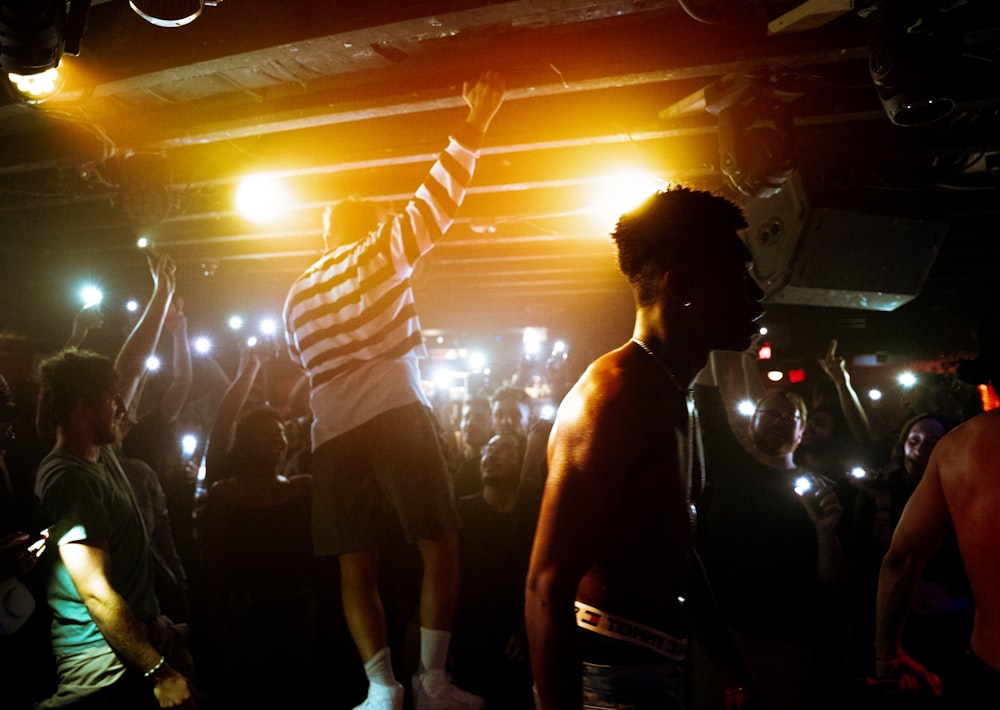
[60,541,194,706]
[204,348,263,485]
[817,339,872,448]
[115,253,177,411]
[525,372,641,710]
[462,70,505,134]
[64,305,104,349]
[158,298,192,423]
[874,447,950,694]
[708,348,757,455]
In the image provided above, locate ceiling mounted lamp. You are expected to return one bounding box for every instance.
[0,0,65,76]
[129,0,220,28]
[701,74,798,200]
[659,72,800,199]
[862,1,956,127]
[7,65,63,102]
[0,0,89,101]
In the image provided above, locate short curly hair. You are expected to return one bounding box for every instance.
[36,348,117,428]
[611,186,750,304]
[323,196,380,246]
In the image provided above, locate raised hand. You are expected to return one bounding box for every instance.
[817,338,848,383]
[164,296,186,334]
[463,70,506,133]
[146,250,178,299]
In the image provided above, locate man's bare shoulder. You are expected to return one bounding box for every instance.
[938,409,1000,456]
[934,409,1000,479]
[558,347,656,427]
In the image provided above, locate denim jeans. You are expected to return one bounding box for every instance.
[581,660,687,710]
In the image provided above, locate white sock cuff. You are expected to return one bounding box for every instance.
[364,646,396,686]
[419,627,452,674]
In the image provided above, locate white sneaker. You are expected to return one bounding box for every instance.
[411,670,485,710]
[352,681,404,710]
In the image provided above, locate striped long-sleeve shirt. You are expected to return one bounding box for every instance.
[283,125,483,447]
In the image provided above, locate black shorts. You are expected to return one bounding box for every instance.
[311,402,459,555]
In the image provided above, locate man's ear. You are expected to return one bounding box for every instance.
[663,268,695,307]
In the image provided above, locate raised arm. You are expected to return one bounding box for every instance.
[462,70,505,134]
[204,346,264,486]
[158,297,193,423]
[115,252,177,411]
[817,338,873,447]
[64,305,104,349]
[708,344,761,455]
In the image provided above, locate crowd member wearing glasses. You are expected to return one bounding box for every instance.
[693,345,852,710]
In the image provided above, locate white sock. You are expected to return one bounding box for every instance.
[364,646,397,687]
[419,627,451,676]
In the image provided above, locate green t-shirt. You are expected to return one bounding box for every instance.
[35,445,158,656]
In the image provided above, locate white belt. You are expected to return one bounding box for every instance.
[574,600,688,662]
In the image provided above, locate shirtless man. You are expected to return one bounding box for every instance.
[524,186,764,710]
[875,306,1000,708]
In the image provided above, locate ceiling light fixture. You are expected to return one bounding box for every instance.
[0,0,89,101]
[129,0,214,28]
[862,1,956,127]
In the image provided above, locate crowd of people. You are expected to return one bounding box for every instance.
[1,70,997,710]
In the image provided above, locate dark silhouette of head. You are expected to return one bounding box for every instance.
[611,185,750,306]
[323,196,380,251]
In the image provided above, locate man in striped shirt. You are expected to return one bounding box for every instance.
[283,72,504,710]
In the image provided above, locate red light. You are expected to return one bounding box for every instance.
[980,384,999,412]
[757,341,772,360]
[788,368,806,383]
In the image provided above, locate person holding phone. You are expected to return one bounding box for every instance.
[33,252,197,709]
[693,348,851,710]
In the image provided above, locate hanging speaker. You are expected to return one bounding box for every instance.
[742,171,948,311]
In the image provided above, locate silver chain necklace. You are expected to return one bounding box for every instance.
[629,337,689,394]
[628,336,704,512]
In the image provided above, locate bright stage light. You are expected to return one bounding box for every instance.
[79,285,103,309]
[588,171,664,231]
[468,352,486,371]
[897,371,917,388]
[235,174,290,223]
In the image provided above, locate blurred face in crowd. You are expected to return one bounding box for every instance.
[492,398,529,438]
[801,409,835,447]
[751,392,806,457]
[244,416,288,470]
[904,417,946,479]
[461,402,493,449]
[480,434,522,489]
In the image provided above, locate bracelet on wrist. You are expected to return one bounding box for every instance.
[143,655,165,678]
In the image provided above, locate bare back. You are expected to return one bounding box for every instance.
[935,408,1000,669]
[533,343,694,635]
